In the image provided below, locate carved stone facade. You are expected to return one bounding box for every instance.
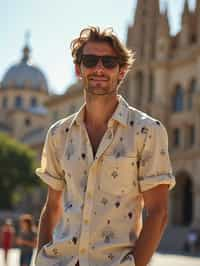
[124,0,200,228]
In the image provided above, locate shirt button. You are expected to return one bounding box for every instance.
[80,248,86,254]
[108,132,113,139]
[87,192,92,199]
[84,219,89,224]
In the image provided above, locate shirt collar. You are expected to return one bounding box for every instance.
[70,95,129,128]
[69,103,85,128]
[109,95,129,127]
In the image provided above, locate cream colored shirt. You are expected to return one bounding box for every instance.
[36,95,175,266]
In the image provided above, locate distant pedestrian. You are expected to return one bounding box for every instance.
[16,214,37,266]
[0,218,15,266]
[184,228,200,254]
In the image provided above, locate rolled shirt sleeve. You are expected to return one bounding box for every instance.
[36,125,65,191]
[138,121,175,192]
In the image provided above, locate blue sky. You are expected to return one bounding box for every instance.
[0,0,196,94]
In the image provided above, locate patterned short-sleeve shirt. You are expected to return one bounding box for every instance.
[36,95,175,266]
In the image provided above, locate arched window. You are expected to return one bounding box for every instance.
[135,72,143,106]
[184,125,195,149]
[30,97,38,108]
[171,172,193,226]
[172,85,184,112]
[189,125,195,146]
[190,34,197,44]
[173,128,181,148]
[15,96,23,108]
[188,79,196,110]
[2,96,8,109]
[24,117,31,127]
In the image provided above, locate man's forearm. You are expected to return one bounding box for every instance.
[133,210,168,266]
[37,205,61,252]
[17,238,35,247]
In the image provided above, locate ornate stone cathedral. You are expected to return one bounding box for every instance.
[1,0,200,239]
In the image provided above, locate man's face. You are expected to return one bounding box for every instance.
[76,41,125,96]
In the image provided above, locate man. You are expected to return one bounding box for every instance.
[35,26,175,266]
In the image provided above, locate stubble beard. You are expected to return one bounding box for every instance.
[84,75,118,96]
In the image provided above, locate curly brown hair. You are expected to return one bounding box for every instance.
[70,26,135,70]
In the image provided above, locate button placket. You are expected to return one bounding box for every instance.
[82,124,94,164]
[81,176,95,229]
[96,128,114,159]
[78,162,97,265]
[80,247,86,254]
[87,191,92,199]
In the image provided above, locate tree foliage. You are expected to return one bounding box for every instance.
[0,133,38,209]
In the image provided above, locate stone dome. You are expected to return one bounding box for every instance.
[1,45,48,91]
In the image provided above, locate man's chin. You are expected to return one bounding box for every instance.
[85,86,110,95]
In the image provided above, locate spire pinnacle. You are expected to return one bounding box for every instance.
[163,0,168,17]
[22,30,31,63]
[183,0,190,15]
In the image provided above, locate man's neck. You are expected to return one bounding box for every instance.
[84,93,118,128]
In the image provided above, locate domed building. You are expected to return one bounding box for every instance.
[2,47,48,91]
[0,41,49,155]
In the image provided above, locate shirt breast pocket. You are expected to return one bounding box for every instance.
[99,155,139,196]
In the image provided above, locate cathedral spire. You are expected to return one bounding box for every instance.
[196,0,200,10]
[129,0,161,61]
[180,0,190,47]
[134,0,160,22]
[134,0,146,22]
[156,5,170,61]
[162,0,168,16]
[159,6,169,36]
[196,0,200,42]
[183,0,190,20]
[21,31,31,63]
[164,5,168,19]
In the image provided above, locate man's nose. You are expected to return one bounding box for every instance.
[94,59,104,72]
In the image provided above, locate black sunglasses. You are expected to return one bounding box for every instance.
[81,54,120,69]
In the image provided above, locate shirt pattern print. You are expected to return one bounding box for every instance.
[36,95,175,266]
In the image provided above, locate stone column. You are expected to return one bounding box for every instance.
[153,65,169,124]
[196,55,200,147]
[127,72,136,106]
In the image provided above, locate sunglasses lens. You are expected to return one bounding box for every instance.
[81,55,119,69]
[102,56,119,68]
[82,55,99,68]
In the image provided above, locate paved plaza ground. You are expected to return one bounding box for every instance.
[1,249,200,266]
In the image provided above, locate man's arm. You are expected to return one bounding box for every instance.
[36,186,63,254]
[16,237,36,248]
[133,184,169,266]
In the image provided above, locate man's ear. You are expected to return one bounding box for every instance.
[119,66,128,80]
[75,64,82,78]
